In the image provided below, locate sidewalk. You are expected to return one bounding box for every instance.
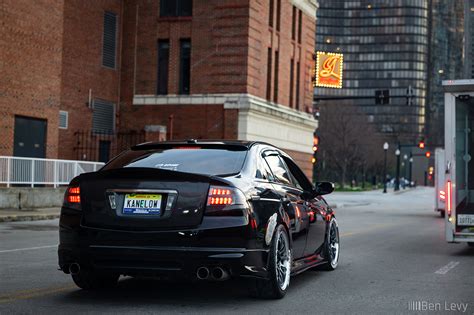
[0,208,60,222]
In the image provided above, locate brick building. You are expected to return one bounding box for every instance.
[1,0,318,176]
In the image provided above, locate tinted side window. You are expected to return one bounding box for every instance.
[264,155,292,185]
[282,156,312,191]
[256,156,275,181]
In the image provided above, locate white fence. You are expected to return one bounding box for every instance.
[0,156,105,188]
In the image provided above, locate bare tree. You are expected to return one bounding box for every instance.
[317,101,384,187]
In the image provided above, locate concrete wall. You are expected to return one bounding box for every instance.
[0,188,66,210]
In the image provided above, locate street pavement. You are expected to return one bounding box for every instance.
[0,187,473,314]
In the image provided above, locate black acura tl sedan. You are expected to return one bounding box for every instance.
[58,140,339,299]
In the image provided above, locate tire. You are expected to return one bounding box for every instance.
[72,269,119,290]
[250,224,291,299]
[321,217,340,271]
[468,242,474,248]
[440,210,445,218]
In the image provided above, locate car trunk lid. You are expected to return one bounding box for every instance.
[79,168,217,231]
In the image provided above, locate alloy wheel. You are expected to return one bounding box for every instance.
[275,230,291,291]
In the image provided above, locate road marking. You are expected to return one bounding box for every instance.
[434,261,460,275]
[0,285,76,304]
[0,245,56,254]
[340,223,398,238]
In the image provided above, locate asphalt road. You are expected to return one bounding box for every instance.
[0,187,473,314]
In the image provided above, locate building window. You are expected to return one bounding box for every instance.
[273,51,279,103]
[292,6,296,40]
[269,0,274,27]
[289,59,294,108]
[276,0,281,31]
[266,48,272,101]
[92,99,115,134]
[295,61,300,109]
[179,39,191,95]
[59,111,68,129]
[102,11,117,69]
[157,40,170,95]
[160,0,192,17]
[297,10,302,44]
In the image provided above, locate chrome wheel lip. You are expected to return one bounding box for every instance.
[329,221,340,267]
[275,230,291,291]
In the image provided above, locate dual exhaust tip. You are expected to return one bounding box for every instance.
[69,263,81,275]
[196,266,229,281]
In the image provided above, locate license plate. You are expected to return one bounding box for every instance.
[123,194,162,215]
[458,214,474,226]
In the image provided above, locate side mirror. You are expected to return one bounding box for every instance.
[313,181,334,196]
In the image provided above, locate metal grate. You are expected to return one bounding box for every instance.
[59,111,68,129]
[102,11,117,68]
[92,99,115,134]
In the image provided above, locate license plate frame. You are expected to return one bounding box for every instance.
[122,193,162,216]
[457,214,474,226]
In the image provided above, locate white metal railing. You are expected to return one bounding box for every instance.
[0,156,105,188]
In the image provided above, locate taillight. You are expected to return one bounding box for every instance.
[446,181,452,216]
[205,185,247,216]
[207,187,234,205]
[67,187,81,203]
[439,190,445,201]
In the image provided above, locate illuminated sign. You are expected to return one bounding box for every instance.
[314,52,343,89]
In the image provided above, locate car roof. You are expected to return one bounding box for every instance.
[131,139,275,151]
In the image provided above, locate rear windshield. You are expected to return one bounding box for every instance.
[102,148,248,176]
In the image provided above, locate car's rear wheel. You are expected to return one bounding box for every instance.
[321,217,340,271]
[250,224,291,299]
[440,210,445,218]
[72,269,119,290]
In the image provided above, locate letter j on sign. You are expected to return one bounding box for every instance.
[314,51,343,89]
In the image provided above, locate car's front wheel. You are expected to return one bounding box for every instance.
[72,268,119,290]
[321,217,340,270]
[251,224,291,299]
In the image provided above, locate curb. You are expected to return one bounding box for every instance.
[0,213,60,223]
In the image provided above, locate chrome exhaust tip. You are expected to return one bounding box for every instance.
[69,263,81,275]
[211,267,229,281]
[196,266,210,280]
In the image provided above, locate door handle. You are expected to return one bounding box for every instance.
[251,195,261,201]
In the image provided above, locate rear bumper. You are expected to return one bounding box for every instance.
[59,243,268,279]
[58,211,269,279]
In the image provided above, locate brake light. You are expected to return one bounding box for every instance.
[207,187,234,206]
[67,186,81,203]
[446,181,452,216]
[439,190,445,201]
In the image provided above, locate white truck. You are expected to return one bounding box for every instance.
[434,148,446,217]
[442,79,474,245]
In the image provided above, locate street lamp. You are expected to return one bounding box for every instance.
[409,156,413,187]
[383,142,389,193]
[395,148,401,191]
[403,154,408,182]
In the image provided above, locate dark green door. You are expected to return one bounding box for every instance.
[13,116,47,158]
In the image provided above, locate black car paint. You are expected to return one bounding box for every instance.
[58,141,335,280]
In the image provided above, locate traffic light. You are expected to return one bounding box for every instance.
[418,140,425,149]
[312,135,320,164]
[425,151,431,158]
